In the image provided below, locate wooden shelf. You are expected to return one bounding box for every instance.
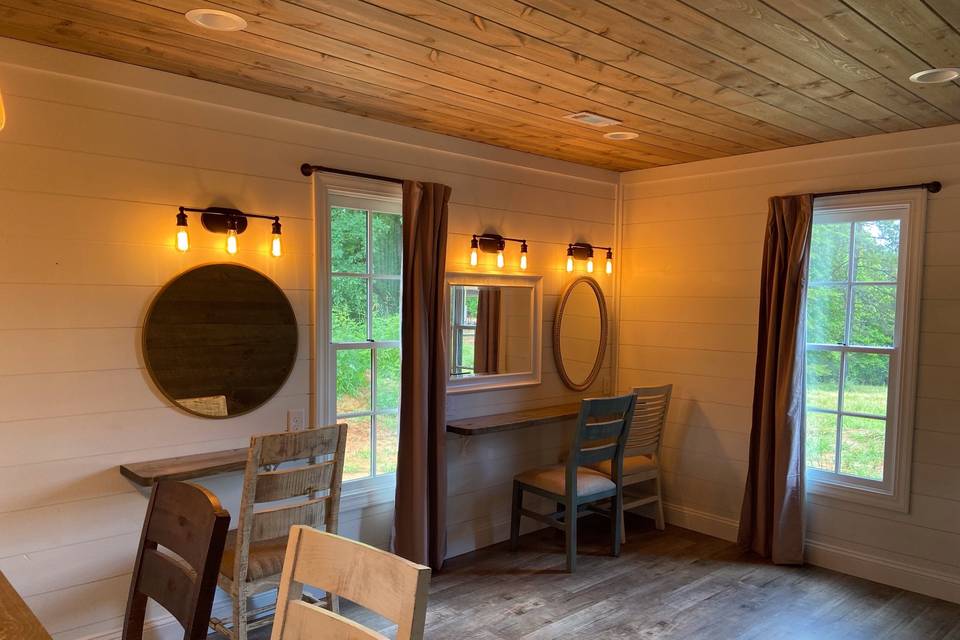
[446,403,581,436]
[119,448,248,487]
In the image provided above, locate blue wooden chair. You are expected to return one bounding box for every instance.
[510,394,637,572]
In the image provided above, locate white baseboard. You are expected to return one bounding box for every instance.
[661,502,739,542]
[806,539,960,605]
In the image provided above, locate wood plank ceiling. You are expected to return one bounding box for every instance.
[1,0,959,171]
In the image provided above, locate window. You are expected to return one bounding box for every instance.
[450,285,479,377]
[803,191,925,511]
[317,181,402,491]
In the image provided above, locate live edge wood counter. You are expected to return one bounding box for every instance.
[0,570,50,640]
[446,403,581,436]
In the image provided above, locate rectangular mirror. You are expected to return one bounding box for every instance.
[446,273,542,393]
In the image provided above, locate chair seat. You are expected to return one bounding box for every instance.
[590,454,657,478]
[515,465,615,496]
[220,530,288,582]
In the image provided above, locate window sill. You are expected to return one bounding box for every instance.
[806,473,909,513]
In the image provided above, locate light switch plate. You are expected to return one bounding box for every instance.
[287,409,306,431]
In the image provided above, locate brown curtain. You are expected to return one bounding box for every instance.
[394,180,451,571]
[738,194,813,565]
[474,288,501,375]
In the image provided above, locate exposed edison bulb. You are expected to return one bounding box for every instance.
[496,248,505,269]
[469,237,479,266]
[176,227,190,252]
[586,256,594,273]
[520,242,528,270]
[0,88,6,132]
[271,220,282,258]
[605,249,613,275]
[175,211,189,252]
[226,228,238,255]
[566,254,574,272]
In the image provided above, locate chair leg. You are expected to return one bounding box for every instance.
[510,481,522,550]
[619,502,627,545]
[654,475,666,531]
[565,497,577,573]
[233,588,247,640]
[611,488,622,557]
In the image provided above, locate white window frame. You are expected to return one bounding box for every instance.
[313,174,402,502]
[450,285,478,377]
[804,189,926,512]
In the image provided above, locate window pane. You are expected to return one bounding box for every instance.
[464,288,479,325]
[839,416,885,480]
[806,350,841,410]
[372,212,402,275]
[461,329,475,372]
[330,208,367,273]
[376,413,399,475]
[372,279,401,341]
[336,349,371,414]
[851,285,896,347]
[855,220,899,283]
[809,222,851,282]
[331,277,368,342]
[806,412,837,472]
[806,285,847,344]
[342,416,371,481]
[376,347,400,411]
[843,353,889,416]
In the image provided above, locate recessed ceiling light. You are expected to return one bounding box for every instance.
[908,68,960,84]
[185,8,247,31]
[603,131,639,141]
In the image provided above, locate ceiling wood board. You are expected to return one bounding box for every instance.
[0,0,957,171]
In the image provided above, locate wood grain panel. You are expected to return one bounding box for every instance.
[0,0,956,169]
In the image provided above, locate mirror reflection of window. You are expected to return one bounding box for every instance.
[449,284,534,379]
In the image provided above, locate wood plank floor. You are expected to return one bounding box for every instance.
[235,516,960,639]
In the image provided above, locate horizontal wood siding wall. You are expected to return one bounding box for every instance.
[0,39,616,639]
[618,124,960,601]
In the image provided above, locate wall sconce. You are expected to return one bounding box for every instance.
[176,206,283,257]
[470,233,528,270]
[566,242,613,275]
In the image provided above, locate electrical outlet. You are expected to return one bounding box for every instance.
[287,409,306,431]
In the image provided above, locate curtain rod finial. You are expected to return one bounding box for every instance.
[927,181,942,193]
[300,163,314,177]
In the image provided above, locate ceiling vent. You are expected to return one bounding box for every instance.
[562,111,622,127]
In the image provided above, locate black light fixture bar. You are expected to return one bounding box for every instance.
[179,206,279,235]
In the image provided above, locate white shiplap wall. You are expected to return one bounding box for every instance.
[618,124,960,603]
[0,38,616,639]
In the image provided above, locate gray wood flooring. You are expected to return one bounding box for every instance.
[233,515,960,639]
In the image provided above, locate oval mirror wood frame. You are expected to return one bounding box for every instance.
[553,276,608,391]
[142,264,298,419]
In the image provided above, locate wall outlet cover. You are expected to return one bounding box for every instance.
[287,408,306,431]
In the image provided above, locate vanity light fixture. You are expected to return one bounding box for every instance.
[470,233,528,270]
[566,242,613,275]
[176,206,283,257]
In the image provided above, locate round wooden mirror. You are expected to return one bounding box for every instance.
[554,277,607,391]
[143,264,298,418]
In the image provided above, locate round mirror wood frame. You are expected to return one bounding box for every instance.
[553,276,608,391]
[142,264,298,419]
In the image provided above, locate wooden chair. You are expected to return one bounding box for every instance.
[590,385,672,537]
[510,394,637,572]
[210,425,348,640]
[123,480,230,640]
[271,525,431,640]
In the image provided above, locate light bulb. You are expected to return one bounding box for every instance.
[470,237,479,266]
[271,220,282,258]
[520,242,528,270]
[496,248,505,269]
[586,256,594,273]
[605,249,613,275]
[175,210,189,252]
[0,88,6,132]
[566,255,574,272]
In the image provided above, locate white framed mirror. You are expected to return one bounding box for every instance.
[446,272,542,394]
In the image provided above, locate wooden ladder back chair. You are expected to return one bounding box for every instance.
[510,394,637,572]
[123,480,230,640]
[591,385,672,537]
[271,526,431,640]
[211,424,348,640]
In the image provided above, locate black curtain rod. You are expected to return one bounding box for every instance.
[300,163,404,185]
[813,181,941,199]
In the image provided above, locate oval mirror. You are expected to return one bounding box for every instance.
[143,264,298,418]
[554,277,607,391]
